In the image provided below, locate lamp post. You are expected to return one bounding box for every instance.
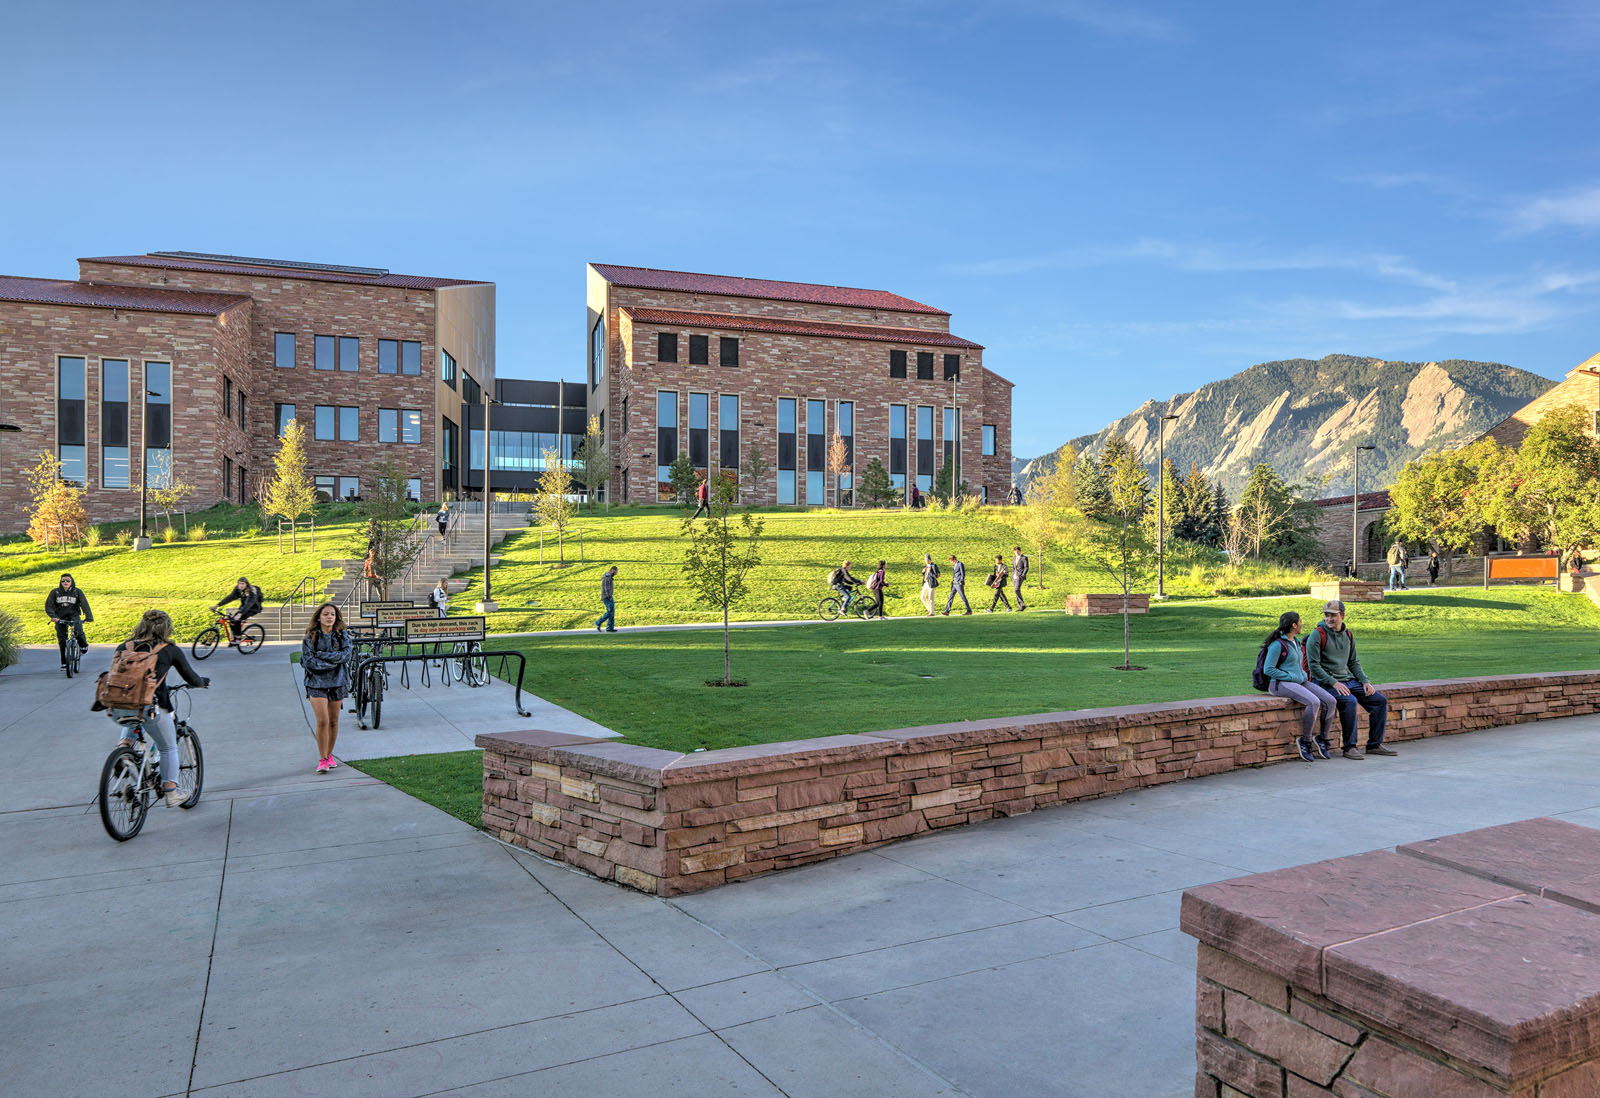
[1156,413,1180,599]
[134,389,160,551]
[476,394,501,612]
[1353,444,1376,578]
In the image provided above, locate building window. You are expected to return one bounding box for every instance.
[656,391,678,501]
[101,359,130,489]
[719,394,739,472]
[338,476,360,501]
[378,339,398,375]
[658,333,678,362]
[57,356,86,485]
[223,376,233,419]
[145,362,172,489]
[442,417,458,490]
[689,393,709,474]
[339,336,359,373]
[401,340,421,375]
[379,408,399,444]
[837,401,854,506]
[237,390,247,431]
[720,337,739,368]
[943,407,959,476]
[689,335,709,365]
[402,409,421,444]
[982,424,996,456]
[338,406,359,441]
[981,485,988,503]
[314,405,335,441]
[890,350,907,379]
[314,475,336,503]
[406,477,422,502]
[944,354,961,381]
[239,464,247,504]
[889,404,906,495]
[275,403,296,438]
[806,398,825,505]
[462,372,481,406]
[275,332,296,369]
[224,456,233,500]
[589,317,605,387]
[777,397,796,505]
[441,349,457,388]
[315,335,336,371]
[917,352,934,381]
[622,395,629,434]
[916,405,934,492]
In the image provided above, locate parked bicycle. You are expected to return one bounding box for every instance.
[449,641,490,687]
[192,609,264,659]
[97,686,204,841]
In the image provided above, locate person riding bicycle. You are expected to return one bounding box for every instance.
[828,560,864,613]
[92,609,208,807]
[213,576,263,646]
[44,572,93,668]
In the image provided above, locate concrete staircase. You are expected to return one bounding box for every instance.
[262,512,526,640]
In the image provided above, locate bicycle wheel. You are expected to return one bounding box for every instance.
[237,624,264,654]
[818,597,842,622]
[175,727,204,808]
[99,747,149,841]
[70,639,82,677]
[368,670,383,729]
[63,640,73,679]
[192,628,220,661]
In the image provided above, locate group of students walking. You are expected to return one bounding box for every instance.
[915,547,1031,616]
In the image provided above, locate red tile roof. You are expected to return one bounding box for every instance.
[1313,489,1392,509]
[593,263,948,316]
[0,276,250,317]
[621,307,983,351]
[80,253,487,290]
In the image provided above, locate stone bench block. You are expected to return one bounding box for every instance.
[1063,593,1149,615]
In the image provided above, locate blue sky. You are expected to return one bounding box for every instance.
[6,1,1600,458]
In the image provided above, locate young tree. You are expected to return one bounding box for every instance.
[856,457,896,507]
[1074,452,1112,519]
[1388,440,1496,571]
[827,432,850,506]
[741,441,770,503]
[1086,448,1151,670]
[260,417,318,551]
[931,458,971,505]
[25,453,87,548]
[348,458,423,598]
[667,452,698,508]
[1020,450,1077,589]
[536,446,579,564]
[1234,464,1316,562]
[681,476,765,686]
[574,414,612,513]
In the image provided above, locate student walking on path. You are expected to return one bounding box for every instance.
[920,553,940,616]
[691,476,710,519]
[595,566,618,632]
[867,560,889,618]
[1428,550,1441,585]
[1386,540,1409,590]
[302,603,353,773]
[1259,611,1335,762]
[1011,546,1029,611]
[436,501,451,540]
[1306,599,1395,759]
[943,555,971,615]
[429,577,450,618]
[986,554,1012,612]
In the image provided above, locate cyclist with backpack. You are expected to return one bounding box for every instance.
[1254,611,1335,762]
[92,610,209,807]
[45,572,93,668]
[828,561,863,615]
[1306,599,1395,760]
[213,576,263,647]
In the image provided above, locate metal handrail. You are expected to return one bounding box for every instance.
[279,575,321,634]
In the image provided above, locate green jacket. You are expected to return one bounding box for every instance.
[1306,623,1368,687]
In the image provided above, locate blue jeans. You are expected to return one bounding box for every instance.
[833,585,856,612]
[1332,681,1387,750]
[595,597,615,631]
[109,707,178,786]
[1388,566,1406,589]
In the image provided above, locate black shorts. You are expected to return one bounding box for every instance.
[306,686,347,702]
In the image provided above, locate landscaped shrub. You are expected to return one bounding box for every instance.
[114,530,133,546]
[85,525,103,546]
[0,608,20,672]
[161,526,180,544]
[189,522,208,542]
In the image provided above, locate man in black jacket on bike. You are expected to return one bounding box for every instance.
[215,576,263,646]
[44,573,93,666]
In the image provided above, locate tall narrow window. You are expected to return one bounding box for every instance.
[837,401,854,506]
[406,477,422,502]
[57,357,86,485]
[622,395,629,433]
[689,335,709,365]
[589,317,605,387]
[401,340,421,375]
[379,408,399,443]
[222,376,233,418]
[805,398,825,505]
[689,393,709,474]
[275,332,296,369]
[145,362,172,489]
[441,349,457,388]
[889,404,907,495]
[339,336,359,372]
[917,352,934,380]
[943,407,958,477]
[378,339,398,374]
[338,406,359,440]
[275,403,295,438]
[442,417,458,490]
[239,464,247,503]
[777,398,796,505]
[315,335,335,370]
[224,456,233,500]
[916,405,934,493]
[658,333,678,362]
[237,390,247,431]
[720,337,739,367]
[983,424,996,455]
[944,354,961,381]
[101,359,130,488]
[718,395,739,473]
[402,409,421,444]
[890,350,907,379]
[656,391,678,501]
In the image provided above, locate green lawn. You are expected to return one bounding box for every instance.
[503,586,1600,753]
[350,751,484,828]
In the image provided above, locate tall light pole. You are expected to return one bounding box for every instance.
[1156,413,1180,598]
[477,393,502,612]
[1352,444,1375,578]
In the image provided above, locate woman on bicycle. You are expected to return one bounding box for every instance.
[214,576,263,646]
[92,610,209,806]
[302,602,353,773]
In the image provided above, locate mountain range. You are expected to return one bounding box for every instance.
[1015,354,1556,499]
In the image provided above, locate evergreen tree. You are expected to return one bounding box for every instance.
[931,458,970,504]
[667,452,698,507]
[857,458,897,507]
[1074,453,1112,519]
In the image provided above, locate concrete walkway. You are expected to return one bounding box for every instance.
[7,643,1600,1098]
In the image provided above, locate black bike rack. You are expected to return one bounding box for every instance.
[349,645,533,730]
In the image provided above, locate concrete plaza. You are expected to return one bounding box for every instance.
[5,642,1600,1097]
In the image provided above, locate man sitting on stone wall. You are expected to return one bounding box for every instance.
[1306,599,1396,760]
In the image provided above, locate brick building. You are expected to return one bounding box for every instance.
[1481,349,1600,448]
[0,251,494,533]
[585,264,1010,506]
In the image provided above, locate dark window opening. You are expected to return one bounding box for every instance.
[944,354,961,380]
[720,337,739,367]
[689,335,709,365]
[917,352,934,380]
[890,350,907,378]
[658,333,678,362]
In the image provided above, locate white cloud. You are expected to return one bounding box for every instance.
[1508,186,1600,233]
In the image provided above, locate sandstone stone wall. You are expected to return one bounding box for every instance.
[480,670,1600,897]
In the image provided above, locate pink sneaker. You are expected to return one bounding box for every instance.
[316,757,331,772]
[326,756,339,769]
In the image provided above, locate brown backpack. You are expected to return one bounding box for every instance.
[95,641,167,710]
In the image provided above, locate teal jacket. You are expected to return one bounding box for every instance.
[1306,623,1368,688]
[1263,637,1308,684]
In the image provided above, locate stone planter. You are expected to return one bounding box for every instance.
[1062,593,1149,615]
[1308,580,1384,603]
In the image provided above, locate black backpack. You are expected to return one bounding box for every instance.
[827,568,844,586]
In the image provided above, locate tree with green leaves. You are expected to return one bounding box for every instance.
[1143,458,1183,542]
[741,441,770,503]
[1388,439,1496,571]
[25,453,87,548]
[857,457,897,507]
[574,414,612,512]
[1086,447,1151,669]
[1476,405,1600,566]
[348,458,422,598]
[1020,446,1076,588]
[681,476,765,685]
[1235,464,1318,562]
[667,452,698,507]
[537,447,579,564]
[931,458,970,505]
[1074,452,1111,519]
[260,417,318,551]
